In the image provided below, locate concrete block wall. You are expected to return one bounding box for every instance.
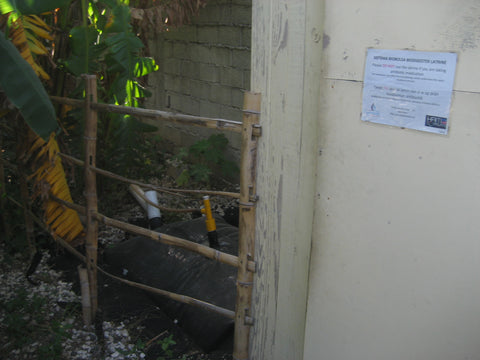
[145,0,252,161]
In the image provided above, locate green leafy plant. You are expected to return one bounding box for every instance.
[156,334,176,360]
[0,30,57,140]
[175,134,239,186]
[1,287,73,359]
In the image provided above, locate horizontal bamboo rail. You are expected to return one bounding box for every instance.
[128,184,199,213]
[50,195,86,215]
[93,212,256,273]
[60,153,240,199]
[49,195,256,273]
[51,96,261,136]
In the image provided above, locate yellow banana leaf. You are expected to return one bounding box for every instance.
[22,15,54,40]
[28,132,84,243]
[8,15,51,80]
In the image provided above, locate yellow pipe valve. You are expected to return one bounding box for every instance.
[201,196,219,248]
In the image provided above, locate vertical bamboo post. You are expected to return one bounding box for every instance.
[78,265,92,326]
[233,92,261,360]
[83,74,99,321]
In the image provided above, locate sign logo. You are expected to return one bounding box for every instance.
[425,115,447,129]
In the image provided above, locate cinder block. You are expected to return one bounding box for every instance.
[189,79,212,101]
[164,74,182,93]
[210,46,232,66]
[160,40,174,58]
[217,26,243,47]
[241,26,251,47]
[175,95,200,115]
[165,91,183,110]
[209,84,232,104]
[197,26,219,44]
[231,48,251,70]
[220,103,242,122]
[173,42,188,59]
[243,70,251,90]
[219,67,244,88]
[197,64,219,82]
[204,4,233,25]
[231,88,244,108]
[181,78,192,96]
[199,100,223,118]
[180,60,196,78]
[164,25,197,42]
[164,58,180,75]
[190,44,216,64]
[231,5,251,25]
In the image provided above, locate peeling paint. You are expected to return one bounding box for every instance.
[272,3,289,63]
[323,33,330,49]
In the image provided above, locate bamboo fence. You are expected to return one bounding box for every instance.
[49,77,261,359]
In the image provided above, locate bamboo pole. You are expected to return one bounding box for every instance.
[48,195,256,272]
[49,194,86,215]
[78,266,92,326]
[59,152,240,199]
[93,212,256,273]
[50,96,260,136]
[83,75,99,321]
[129,184,200,213]
[233,92,261,360]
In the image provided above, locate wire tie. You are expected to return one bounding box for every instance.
[239,201,255,207]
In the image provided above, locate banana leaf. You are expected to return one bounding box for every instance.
[0,31,58,140]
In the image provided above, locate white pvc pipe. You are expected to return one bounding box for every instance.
[145,190,161,220]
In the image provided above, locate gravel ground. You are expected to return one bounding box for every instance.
[0,182,238,360]
[0,248,148,359]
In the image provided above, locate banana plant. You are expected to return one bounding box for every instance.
[61,0,159,176]
[0,0,84,243]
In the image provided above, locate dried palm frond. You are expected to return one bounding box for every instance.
[131,0,207,35]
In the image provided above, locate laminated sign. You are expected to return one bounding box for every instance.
[361,49,457,135]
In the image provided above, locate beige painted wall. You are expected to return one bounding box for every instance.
[304,1,480,360]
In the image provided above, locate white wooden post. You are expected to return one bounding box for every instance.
[249,1,325,359]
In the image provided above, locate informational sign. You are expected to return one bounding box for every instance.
[361,49,457,135]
